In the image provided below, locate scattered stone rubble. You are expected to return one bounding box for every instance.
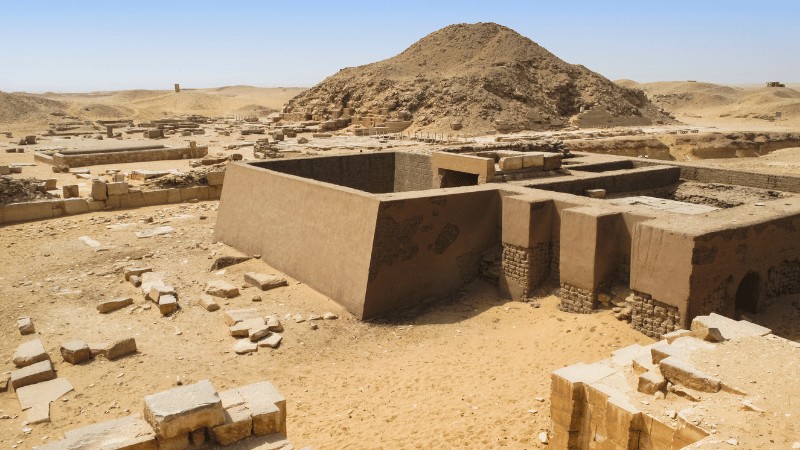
[0,177,57,204]
[549,313,795,449]
[36,380,291,449]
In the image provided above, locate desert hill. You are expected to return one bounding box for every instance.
[0,86,306,133]
[283,22,675,132]
[618,80,800,124]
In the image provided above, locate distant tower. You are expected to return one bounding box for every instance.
[174,83,181,93]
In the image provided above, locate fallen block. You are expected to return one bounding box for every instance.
[149,284,176,303]
[158,295,179,316]
[124,266,153,281]
[16,377,73,424]
[691,313,768,341]
[249,324,271,342]
[637,370,666,395]
[197,294,220,312]
[233,340,258,355]
[230,318,266,338]
[257,333,282,349]
[210,403,252,445]
[266,315,283,332]
[18,316,35,335]
[143,380,225,439]
[97,296,133,313]
[659,356,721,393]
[223,308,261,326]
[244,272,288,291]
[63,184,79,199]
[13,338,50,368]
[237,381,286,435]
[106,337,137,360]
[11,360,56,389]
[60,340,92,364]
[37,413,157,450]
[205,280,240,298]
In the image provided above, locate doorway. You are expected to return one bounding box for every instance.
[734,272,760,317]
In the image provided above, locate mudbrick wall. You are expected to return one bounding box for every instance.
[558,283,597,313]
[629,292,681,339]
[50,146,208,167]
[502,241,557,297]
[394,152,433,192]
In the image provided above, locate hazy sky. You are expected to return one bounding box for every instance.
[1,1,797,92]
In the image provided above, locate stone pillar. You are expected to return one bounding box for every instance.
[499,196,556,299]
[174,83,180,93]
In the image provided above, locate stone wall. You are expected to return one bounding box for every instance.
[558,283,597,313]
[767,259,800,297]
[50,146,208,167]
[629,292,681,339]
[634,159,800,193]
[501,241,555,297]
[394,152,433,192]
[256,152,395,194]
[525,165,680,196]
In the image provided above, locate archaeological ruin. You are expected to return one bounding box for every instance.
[215,147,800,338]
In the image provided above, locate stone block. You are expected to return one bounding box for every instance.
[233,340,258,354]
[37,414,157,450]
[18,316,35,335]
[63,198,89,215]
[10,360,56,389]
[143,380,225,439]
[156,433,189,450]
[0,165,9,175]
[229,318,265,338]
[244,272,288,291]
[249,324,271,342]
[266,315,283,332]
[205,280,239,298]
[13,338,50,368]
[223,308,261,326]
[586,189,606,199]
[119,191,145,209]
[650,342,685,365]
[142,189,169,206]
[206,170,225,186]
[159,295,179,316]
[209,404,252,445]
[257,333,282,349]
[637,370,666,395]
[197,294,220,312]
[125,266,153,281]
[522,153,544,168]
[60,340,92,364]
[91,180,108,200]
[97,296,133,313]
[237,381,286,435]
[63,185,79,199]
[663,329,692,343]
[499,156,523,171]
[690,313,769,341]
[106,337,137,360]
[659,356,720,393]
[543,153,563,170]
[150,284,176,302]
[167,188,182,203]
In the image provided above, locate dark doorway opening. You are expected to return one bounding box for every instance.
[735,272,760,317]
[439,169,479,188]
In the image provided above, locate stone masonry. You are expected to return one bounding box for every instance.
[629,292,681,339]
[558,283,597,313]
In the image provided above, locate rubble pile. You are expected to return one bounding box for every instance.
[0,177,56,205]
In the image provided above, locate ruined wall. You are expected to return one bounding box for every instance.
[629,292,681,339]
[394,152,433,192]
[255,152,395,194]
[525,165,680,196]
[687,209,800,319]
[633,160,800,193]
[50,146,208,167]
[362,186,501,317]
[214,162,380,316]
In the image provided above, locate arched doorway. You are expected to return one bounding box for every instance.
[734,272,760,317]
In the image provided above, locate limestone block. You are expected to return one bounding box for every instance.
[159,295,179,316]
[197,294,220,312]
[13,338,50,368]
[257,333,282,349]
[244,272,288,291]
[249,324,271,342]
[637,370,666,395]
[17,377,73,424]
[690,313,769,341]
[543,153,563,171]
[44,178,57,190]
[663,329,692,343]
[106,337,137,360]
[156,434,189,450]
[266,315,283,332]
[124,266,152,281]
[206,170,225,186]
[60,340,92,364]
[237,381,286,435]
[522,153,544,168]
[150,284,176,302]
[586,189,606,199]
[0,165,9,175]
[143,380,225,439]
[659,356,721,393]
[650,342,685,365]
[499,156,523,171]
[140,272,165,297]
[10,360,56,389]
[205,280,239,298]
[693,326,725,343]
[18,316,35,335]
[632,355,657,375]
[91,180,108,200]
[97,296,133,313]
[229,318,265,338]
[233,340,258,354]
[63,185,79,199]
[223,308,261,326]
[36,414,157,450]
[209,404,252,445]
[129,275,142,288]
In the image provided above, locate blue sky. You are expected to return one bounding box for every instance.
[0,1,797,92]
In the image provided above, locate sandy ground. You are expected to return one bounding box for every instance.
[0,204,655,449]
